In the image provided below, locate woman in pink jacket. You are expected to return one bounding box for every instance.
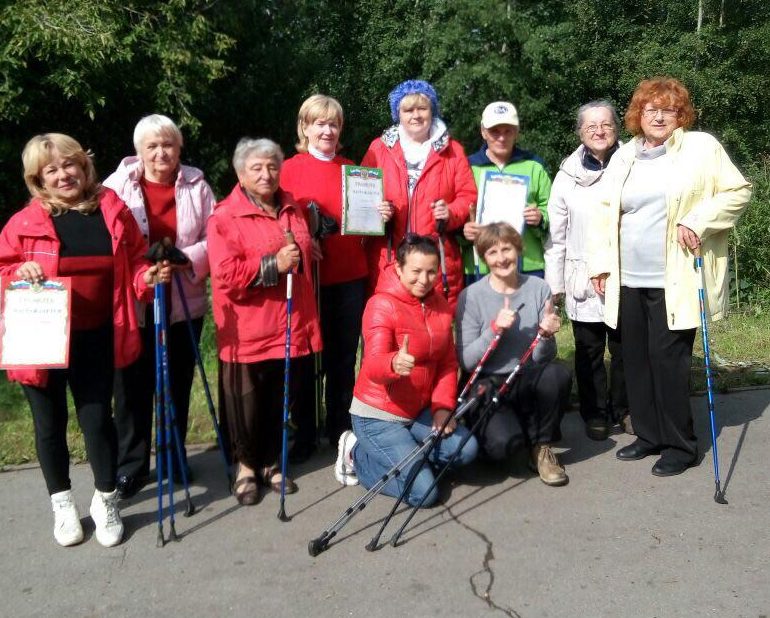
[103,114,215,500]
[361,80,477,311]
[0,133,169,547]
[208,138,321,506]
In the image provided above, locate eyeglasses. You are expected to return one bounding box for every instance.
[582,123,615,135]
[642,107,678,119]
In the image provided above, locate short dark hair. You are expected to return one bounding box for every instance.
[396,233,440,266]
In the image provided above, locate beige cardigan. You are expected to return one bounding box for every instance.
[588,128,751,330]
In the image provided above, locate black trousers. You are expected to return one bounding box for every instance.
[113,305,203,479]
[572,320,627,424]
[218,355,313,470]
[473,361,572,461]
[620,287,697,464]
[318,277,365,444]
[23,326,117,495]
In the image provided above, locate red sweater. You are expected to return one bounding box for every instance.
[353,264,457,419]
[280,152,368,286]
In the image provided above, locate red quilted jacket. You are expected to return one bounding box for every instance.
[352,263,457,420]
[0,190,153,386]
[361,128,477,312]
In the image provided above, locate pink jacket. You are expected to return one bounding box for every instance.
[0,190,153,386]
[103,157,214,324]
[207,186,322,364]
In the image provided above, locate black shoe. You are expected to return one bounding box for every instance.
[116,474,149,500]
[651,457,695,477]
[288,441,317,465]
[616,440,660,461]
[585,417,610,441]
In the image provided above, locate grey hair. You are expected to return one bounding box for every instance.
[133,114,184,153]
[232,138,284,172]
[574,100,620,134]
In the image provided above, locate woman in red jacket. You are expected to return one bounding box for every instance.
[333,235,478,506]
[208,138,321,506]
[361,80,477,312]
[0,133,169,548]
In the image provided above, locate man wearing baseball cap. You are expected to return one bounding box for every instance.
[462,101,552,282]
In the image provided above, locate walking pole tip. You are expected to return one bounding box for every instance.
[714,482,728,505]
[308,538,327,557]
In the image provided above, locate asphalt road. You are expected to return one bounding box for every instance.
[2,389,768,618]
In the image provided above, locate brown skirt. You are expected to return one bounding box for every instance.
[218,355,312,470]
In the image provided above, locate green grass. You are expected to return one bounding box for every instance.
[2,311,768,468]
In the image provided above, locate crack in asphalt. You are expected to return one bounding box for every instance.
[446,502,522,618]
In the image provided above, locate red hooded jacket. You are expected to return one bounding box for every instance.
[353,263,457,420]
[361,126,477,311]
[207,185,321,364]
[0,189,153,386]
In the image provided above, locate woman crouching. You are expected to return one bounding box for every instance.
[333,235,477,506]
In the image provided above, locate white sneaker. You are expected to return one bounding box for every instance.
[51,490,84,547]
[334,430,359,486]
[89,489,124,547]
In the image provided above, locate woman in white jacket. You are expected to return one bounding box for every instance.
[545,101,628,441]
[104,114,215,498]
[589,78,751,477]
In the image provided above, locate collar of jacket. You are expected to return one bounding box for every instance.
[467,144,545,167]
[582,141,619,171]
[19,190,125,239]
[380,124,449,153]
[226,184,293,219]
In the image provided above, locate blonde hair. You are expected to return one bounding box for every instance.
[398,93,432,113]
[22,133,101,215]
[295,94,344,153]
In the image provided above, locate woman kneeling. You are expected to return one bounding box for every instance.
[456,223,571,486]
[335,235,478,506]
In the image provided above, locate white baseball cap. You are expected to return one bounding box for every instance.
[481,101,519,128]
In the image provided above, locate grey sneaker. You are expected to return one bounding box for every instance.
[90,489,124,547]
[334,430,359,486]
[51,490,84,547]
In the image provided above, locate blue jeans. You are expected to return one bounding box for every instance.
[351,409,478,507]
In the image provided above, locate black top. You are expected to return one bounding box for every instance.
[52,208,112,257]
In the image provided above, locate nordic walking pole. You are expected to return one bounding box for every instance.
[173,271,232,489]
[435,214,450,299]
[278,231,295,522]
[365,382,489,552]
[366,326,508,552]
[694,247,728,505]
[157,286,195,518]
[154,288,167,547]
[469,203,481,282]
[308,393,484,557]
[390,333,543,548]
[307,202,325,442]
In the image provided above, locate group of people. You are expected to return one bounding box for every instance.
[0,76,751,548]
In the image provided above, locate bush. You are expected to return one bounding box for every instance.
[730,156,770,309]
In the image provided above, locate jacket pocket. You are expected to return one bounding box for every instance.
[565,259,593,302]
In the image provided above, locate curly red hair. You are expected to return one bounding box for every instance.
[624,77,696,135]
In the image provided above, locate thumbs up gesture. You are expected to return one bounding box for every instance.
[538,299,561,337]
[392,334,415,376]
[494,296,517,332]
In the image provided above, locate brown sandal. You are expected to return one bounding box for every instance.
[232,476,260,505]
[261,467,297,494]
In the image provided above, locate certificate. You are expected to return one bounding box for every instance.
[341,165,385,236]
[0,277,71,369]
[476,171,530,234]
